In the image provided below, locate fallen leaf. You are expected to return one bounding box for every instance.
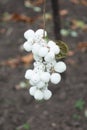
[1,58,20,68]
[70,0,87,6]
[1,13,34,23]
[70,19,86,29]
[81,0,87,6]
[82,25,87,31]
[59,9,68,16]
[1,12,12,21]
[11,13,34,23]
[21,53,33,64]
[0,53,33,68]
[29,0,44,6]
[77,42,87,52]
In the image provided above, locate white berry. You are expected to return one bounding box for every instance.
[25,69,33,79]
[43,90,52,100]
[38,47,48,57]
[23,28,67,101]
[32,44,41,55]
[36,81,45,89]
[35,29,47,38]
[50,73,61,84]
[29,87,37,96]
[40,72,50,82]
[24,29,35,40]
[54,61,66,73]
[23,41,32,52]
[34,90,44,100]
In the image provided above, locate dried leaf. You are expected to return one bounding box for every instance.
[56,41,69,59]
[71,19,86,29]
[30,0,44,6]
[21,53,33,64]
[77,42,87,52]
[1,13,34,23]
[11,13,34,23]
[1,12,12,21]
[82,25,87,31]
[1,58,20,68]
[59,9,68,16]
[0,53,33,68]
[70,0,87,6]
[81,0,87,6]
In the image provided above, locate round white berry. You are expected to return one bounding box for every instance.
[48,41,56,47]
[50,73,61,84]
[29,80,35,85]
[24,29,35,40]
[25,69,33,79]
[34,64,45,72]
[54,61,66,73]
[38,47,48,57]
[31,73,40,84]
[32,44,41,55]
[50,45,60,54]
[29,87,37,96]
[35,29,47,38]
[36,81,45,89]
[34,90,44,100]
[33,55,42,62]
[40,72,50,82]
[43,90,52,100]
[45,52,55,62]
[23,41,32,52]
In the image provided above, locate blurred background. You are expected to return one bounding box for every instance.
[0,0,87,130]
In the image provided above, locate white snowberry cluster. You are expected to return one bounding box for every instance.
[23,29,66,101]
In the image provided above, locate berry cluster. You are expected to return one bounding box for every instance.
[23,29,66,100]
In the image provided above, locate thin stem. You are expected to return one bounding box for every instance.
[43,0,46,38]
[51,0,61,40]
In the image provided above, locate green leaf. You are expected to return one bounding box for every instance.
[75,99,85,111]
[56,40,69,59]
[60,29,69,36]
[23,123,30,130]
[76,20,85,28]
